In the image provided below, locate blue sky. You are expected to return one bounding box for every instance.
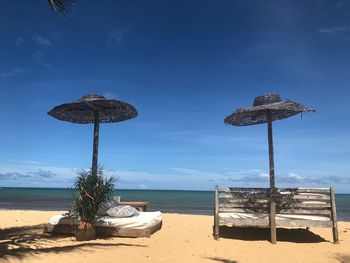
[0,0,349,192]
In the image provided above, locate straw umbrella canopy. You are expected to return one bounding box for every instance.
[224,93,315,243]
[48,94,137,176]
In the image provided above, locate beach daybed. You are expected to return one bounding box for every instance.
[214,186,339,243]
[44,211,162,238]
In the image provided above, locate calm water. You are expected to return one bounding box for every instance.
[0,187,349,221]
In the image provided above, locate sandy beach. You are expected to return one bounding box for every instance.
[0,210,349,263]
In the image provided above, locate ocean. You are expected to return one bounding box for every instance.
[0,187,349,221]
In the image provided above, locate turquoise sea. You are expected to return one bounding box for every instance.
[0,187,349,221]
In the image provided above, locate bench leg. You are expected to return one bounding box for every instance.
[330,188,340,244]
[270,201,277,244]
[332,226,339,244]
[213,224,219,240]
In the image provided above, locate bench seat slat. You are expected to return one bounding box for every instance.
[219,203,269,208]
[218,207,331,216]
[219,194,331,202]
[219,218,332,228]
[218,187,330,194]
[218,215,332,228]
[218,207,269,213]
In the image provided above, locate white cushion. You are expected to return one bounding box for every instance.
[97,196,120,216]
[106,205,139,218]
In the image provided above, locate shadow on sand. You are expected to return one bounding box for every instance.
[334,253,350,263]
[0,224,146,261]
[206,256,238,263]
[217,226,328,243]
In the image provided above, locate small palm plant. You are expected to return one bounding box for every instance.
[72,166,116,241]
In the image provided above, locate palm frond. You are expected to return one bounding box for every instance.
[48,0,75,15]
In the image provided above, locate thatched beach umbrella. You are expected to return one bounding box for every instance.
[48,94,137,176]
[224,93,315,244]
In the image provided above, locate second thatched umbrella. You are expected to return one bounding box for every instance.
[224,93,315,244]
[48,94,138,176]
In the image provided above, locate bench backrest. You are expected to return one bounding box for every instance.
[215,187,335,220]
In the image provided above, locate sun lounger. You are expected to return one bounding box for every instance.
[214,186,339,243]
[44,211,162,238]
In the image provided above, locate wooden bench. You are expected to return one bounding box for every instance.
[214,186,339,243]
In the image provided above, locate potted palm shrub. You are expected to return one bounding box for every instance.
[72,166,116,241]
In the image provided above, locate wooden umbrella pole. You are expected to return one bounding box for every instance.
[92,111,100,177]
[267,112,277,244]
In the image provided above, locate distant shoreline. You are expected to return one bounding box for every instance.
[1,188,350,221]
[0,186,350,195]
[1,186,349,194]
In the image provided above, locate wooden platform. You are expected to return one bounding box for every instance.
[43,220,162,238]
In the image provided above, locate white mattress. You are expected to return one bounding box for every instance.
[219,212,330,222]
[49,211,162,230]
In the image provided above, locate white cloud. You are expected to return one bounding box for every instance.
[219,170,350,187]
[22,160,43,165]
[171,168,202,174]
[0,161,349,190]
[324,176,350,184]
[318,25,350,40]
[102,92,119,99]
[225,172,269,183]
[0,169,56,180]
[32,34,52,46]
[32,51,55,70]
[278,172,321,184]
[15,37,24,48]
[107,29,127,47]
[0,162,79,187]
[0,68,25,78]
[225,169,266,176]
